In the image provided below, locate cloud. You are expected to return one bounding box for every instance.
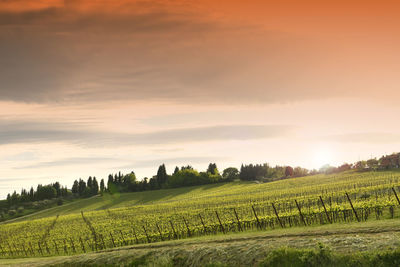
[14,155,228,171]
[0,119,293,146]
[323,133,400,144]
[0,0,218,103]
[2,0,399,105]
[117,156,229,170]
[14,157,116,169]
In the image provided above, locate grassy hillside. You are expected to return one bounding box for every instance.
[7,170,400,223]
[1,219,400,266]
[1,170,400,264]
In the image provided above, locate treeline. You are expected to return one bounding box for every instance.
[2,161,317,210]
[5,182,69,207]
[239,164,310,181]
[319,152,400,174]
[105,163,232,193]
[4,152,400,210]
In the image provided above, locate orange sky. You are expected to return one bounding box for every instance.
[0,0,400,199]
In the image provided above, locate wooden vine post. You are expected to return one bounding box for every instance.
[251,205,261,229]
[53,240,59,255]
[233,208,243,231]
[132,228,139,244]
[319,196,332,224]
[345,192,360,222]
[70,238,76,253]
[29,242,34,255]
[44,241,50,254]
[109,232,116,247]
[155,223,164,241]
[272,203,284,228]
[37,241,43,255]
[100,234,106,249]
[63,239,68,254]
[392,187,400,205]
[294,199,307,226]
[169,220,178,239]
[79,237,86,253]
[182,216,192,237]
[142,226,151,243]
[22,243,27,256]
[199,214,207,233]
[119,230,127,245]
[215,211,225,234]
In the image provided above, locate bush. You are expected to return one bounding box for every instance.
[8,209,16,216]
[57,198,63,206]
[17,206,24,213]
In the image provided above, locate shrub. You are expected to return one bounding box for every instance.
[8,209,16,216]
[17,206,24,213]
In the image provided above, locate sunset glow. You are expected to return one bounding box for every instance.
[1,0,400,199]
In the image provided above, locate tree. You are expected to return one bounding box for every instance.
[207,163,218,175]
[123,172,136,191]
[107,175,114,190]
[354,161,367,170]
[149,177,158,190]
[181,165,193,170]
[87,176,93,189]
[285,166,294,177]
[222,167,239,181]
[53,182,61,197]
[78,179,86,196]
[36,185,56,200]
[156,164,168,186]
[29,187,34,201]
[240,164,268,181]
[92,177,99,195]
[337,163,352,173]
[367,158,379,170]
[173,166,179,175]
[72,180,79,194]
[168,169,201,187]
[100,179,105,192]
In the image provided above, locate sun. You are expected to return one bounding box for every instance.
[312,146,334,169]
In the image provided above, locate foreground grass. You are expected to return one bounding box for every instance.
[1,218,400,266]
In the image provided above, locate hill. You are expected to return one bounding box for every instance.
[1,170,400,266]
[7,170,400,223]
[1,219,400,266]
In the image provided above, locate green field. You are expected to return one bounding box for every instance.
[1,170,400,266]
[1,219,400,266]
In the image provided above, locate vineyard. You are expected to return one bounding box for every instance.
[1,170,400,258]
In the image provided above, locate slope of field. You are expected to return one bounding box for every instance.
[7,170,400,223]
[1,170,400,261]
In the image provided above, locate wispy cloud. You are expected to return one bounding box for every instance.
[14,157,116,169]
[2,0,398,105]
[117,156,229,170]
[323,132,400,144]
[0,119,293,146]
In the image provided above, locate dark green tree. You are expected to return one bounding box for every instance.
[100,179,105,192]
[156,164,168,186]
[72,180,79,194]
[87,176,93,189]
[222,167,239,181]
[78,179,86,196]
[207,163,218,175]
[92,177,99,195]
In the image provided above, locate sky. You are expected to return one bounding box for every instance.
[1,0,400,199]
